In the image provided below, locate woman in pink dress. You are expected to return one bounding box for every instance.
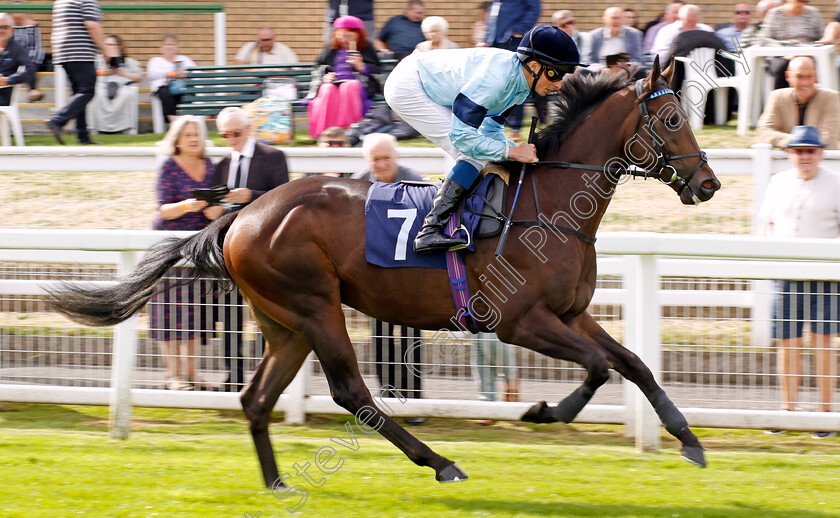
[306,15,381,139]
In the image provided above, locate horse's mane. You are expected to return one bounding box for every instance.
[534,70,636,160]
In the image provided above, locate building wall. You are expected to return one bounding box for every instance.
[10,0,840,66]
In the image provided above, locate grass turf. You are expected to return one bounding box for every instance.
[1,403,839,517]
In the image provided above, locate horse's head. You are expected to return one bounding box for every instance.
[623,57,721,205]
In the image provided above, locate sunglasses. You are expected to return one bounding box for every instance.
[558,20,576,28]
[791,148,819,154]
[544,65,577,81]
[735,10,750,14]
[0,25,12,30]
[326,140,347,147]
[219,130,244,139]
[259,38,273,42]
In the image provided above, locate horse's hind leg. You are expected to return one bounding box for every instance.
[241,304,312,488]
[577,312,706,467]
[303,307,467,483]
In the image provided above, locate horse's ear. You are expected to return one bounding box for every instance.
[662,58,676,86]
[644,55,661,92]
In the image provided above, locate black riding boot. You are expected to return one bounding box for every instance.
[413,179,468,255]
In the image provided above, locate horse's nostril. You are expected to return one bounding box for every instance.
[701,179,720,191]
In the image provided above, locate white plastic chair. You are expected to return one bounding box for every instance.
[0,82,25,146]
[151,93,166,134]
[674,47,746,131]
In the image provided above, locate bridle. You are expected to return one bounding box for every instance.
[487,77,711,250]
[631,79,708,200]
[539,78,708,201]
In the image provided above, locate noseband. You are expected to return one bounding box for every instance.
[632,79,708,197]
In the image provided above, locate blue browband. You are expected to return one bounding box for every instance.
[647,88,674,100]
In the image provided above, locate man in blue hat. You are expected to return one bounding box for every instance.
[758,125,840,439]
[384,24,586,255]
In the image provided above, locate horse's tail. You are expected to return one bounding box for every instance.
[48,212,239,327]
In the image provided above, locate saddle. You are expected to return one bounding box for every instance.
[400,165,509,240]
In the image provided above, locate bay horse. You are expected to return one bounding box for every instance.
[50,58,720,488]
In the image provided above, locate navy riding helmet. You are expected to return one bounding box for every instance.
[517,25,587,79]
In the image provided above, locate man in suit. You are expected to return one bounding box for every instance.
[206,106,290,391]
[757,57,840,150]
[585,7,644,70]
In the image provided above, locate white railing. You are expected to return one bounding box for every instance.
[0,142,818,178]
[1,230,840,453]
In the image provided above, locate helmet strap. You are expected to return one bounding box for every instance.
[528,64,545,97]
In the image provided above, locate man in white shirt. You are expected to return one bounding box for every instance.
[235,26,298,65]
[650,4,713,63]
[758,125,840,438]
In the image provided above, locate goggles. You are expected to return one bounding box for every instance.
[543,64,577,81]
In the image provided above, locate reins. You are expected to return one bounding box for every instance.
[485,78,710,249]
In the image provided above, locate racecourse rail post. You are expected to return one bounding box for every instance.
[109,250,142,440]
[284,352,313,424]
[751,143,774,349]
[623,254,662,452]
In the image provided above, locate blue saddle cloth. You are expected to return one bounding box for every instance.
[364,176,492,269]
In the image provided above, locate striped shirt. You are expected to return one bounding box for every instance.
[13,24,45,66]
[51,0,103,64]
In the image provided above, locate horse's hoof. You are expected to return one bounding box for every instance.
[521,401,557,423]
[436,463,468,483]
[680,445,706,468]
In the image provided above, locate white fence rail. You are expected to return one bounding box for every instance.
[1,230,839,454]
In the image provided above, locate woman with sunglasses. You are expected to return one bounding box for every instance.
[384,24,585,255]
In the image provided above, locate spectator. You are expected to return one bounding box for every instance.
[716,3,752,50]
[10,10,45,102]
[317,126,350,177]
[485,0,542,142]
[147,33,197,128]
[416,16,459,52]
[741,0,783,48]
[758,125,839,439]
[318,125,350,148]
[585,7,644,70]
[757,56,840,150]
[306,15,381,139]
[87,35,143,134]
[473,332,519,419]
[47,0,114,146]
[205,107,289,392]
[235,26,298,65]
[551,10,584,53]
[624,8,641,31]
[472,1,491,47]
[324,0,375,44]
[651,4,714,63]
[150,115,216,391]
[764,0,824,89]
[643,1,684,53]
[385,25,581,254]
[0,12,35,106]
[350,132,425,425]
[350,132,424,182]
[375,0,425,62]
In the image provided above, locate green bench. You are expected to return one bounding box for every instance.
[175,60,397,119]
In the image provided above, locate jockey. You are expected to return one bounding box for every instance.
[384,24,586,255]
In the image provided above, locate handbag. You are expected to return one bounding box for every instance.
[168,78,186,95]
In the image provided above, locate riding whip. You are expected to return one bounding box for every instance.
[495,116,538,257]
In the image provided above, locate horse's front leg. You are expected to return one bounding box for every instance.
[575,312,706,467]
[500,306,611,425]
